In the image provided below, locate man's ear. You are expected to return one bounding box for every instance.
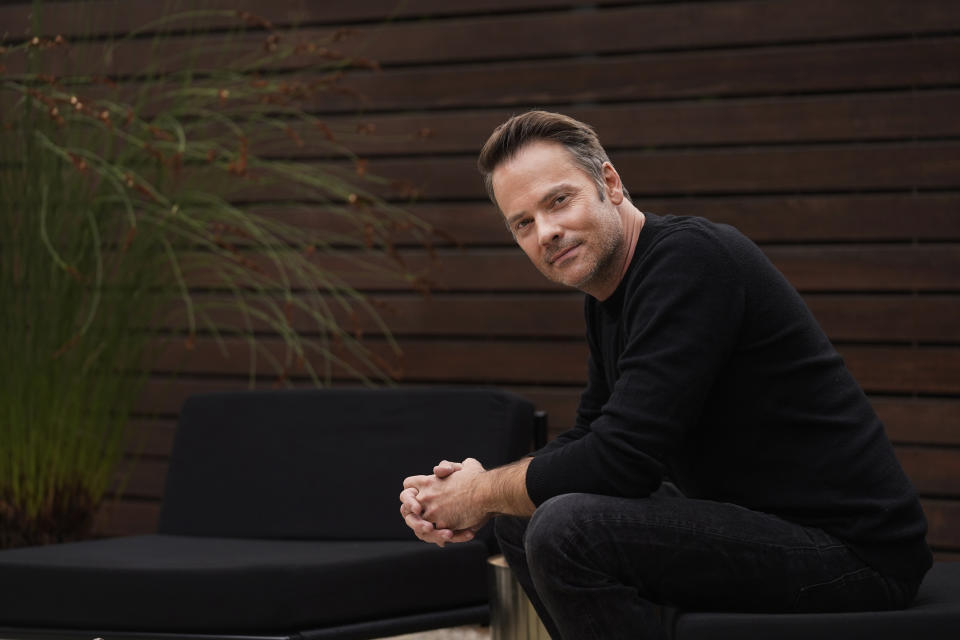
[602,162,624,205]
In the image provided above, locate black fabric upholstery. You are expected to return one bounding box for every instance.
[0,388,535,636]
[0,534,489,632]
[159,388,533,540]
[671,561,960,640]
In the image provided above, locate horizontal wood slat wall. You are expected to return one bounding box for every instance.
[5,0,958,558]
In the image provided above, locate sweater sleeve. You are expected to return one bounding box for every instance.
[526,226,746,504]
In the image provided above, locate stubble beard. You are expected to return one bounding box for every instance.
[543,216,625,293]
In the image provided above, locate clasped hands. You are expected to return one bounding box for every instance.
[399,457,490,547]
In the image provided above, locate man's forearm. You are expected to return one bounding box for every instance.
[476,457,536,518]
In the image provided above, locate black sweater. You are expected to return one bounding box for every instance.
[526,213,931,582]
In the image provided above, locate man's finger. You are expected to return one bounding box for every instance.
[399,487,423,515]
[402,508,471,547]
[447,529,476,543]
[461,457,485,472]
[434,460,463,478]
[403,475,431,490]
[403,510,429,531]
[407,515,454,546]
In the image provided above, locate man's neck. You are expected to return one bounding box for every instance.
[591,205,645,301]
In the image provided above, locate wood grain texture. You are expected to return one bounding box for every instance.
[27,38,960,116]
[294,39,960,111]
[10,1,960,72]
[262,92,960,156]
[158,292,959,342]
[0,0,633,38]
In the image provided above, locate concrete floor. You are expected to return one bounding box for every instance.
[378,625,490,639]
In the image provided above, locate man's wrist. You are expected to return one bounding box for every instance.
[477,457,535,517]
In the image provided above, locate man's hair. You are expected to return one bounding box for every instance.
[477,109,628,209]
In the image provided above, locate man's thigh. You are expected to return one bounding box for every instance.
[523,491,902,614]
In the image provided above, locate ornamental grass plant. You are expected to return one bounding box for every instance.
[0,2,433,548]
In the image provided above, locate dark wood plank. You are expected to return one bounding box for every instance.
[841,346,960,395]
[644,194,960,244]
[875,398,960,446]
[16,1,960,74]
[294,39,960,111]
[896,447,960,498]
[148,336,591,385]
[131,378,580,422]
[167,293,587,338]
[806,295,960,343]
[126,417,177,458]
[40,39,960,115]
[610,144,960,195]
[180,249,560,292]
[282,0,960,65]
[113,458,167,500]
[134,377,261,416]
[342,0,960,64]
[925,499,960,550]
[765,245,960,293]
[266,92,960,157]
[164,292,959,343]
[93,498,160,537]
[0,0,632,39]
[579,91,960,148]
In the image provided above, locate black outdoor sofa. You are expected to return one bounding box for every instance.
[669,560,960,639]
[0,388,539,639]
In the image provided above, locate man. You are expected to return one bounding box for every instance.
[399,110,931,639]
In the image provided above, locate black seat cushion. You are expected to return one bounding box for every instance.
[672,561,960,640]
[0,534,490,632]
[159,388,533,540]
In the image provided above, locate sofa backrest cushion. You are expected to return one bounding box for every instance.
[157,388,534,539]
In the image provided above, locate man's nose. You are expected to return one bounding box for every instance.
[537,216,563,246]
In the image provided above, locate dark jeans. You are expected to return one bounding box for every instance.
[495,488,918,640]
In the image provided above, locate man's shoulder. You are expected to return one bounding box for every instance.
[643,212,748,248]
[633,212,752,276]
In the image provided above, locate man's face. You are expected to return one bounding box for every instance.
[492,140,625,293]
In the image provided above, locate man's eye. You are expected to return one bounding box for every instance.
[516,219,531,230]
[554,195,567,206]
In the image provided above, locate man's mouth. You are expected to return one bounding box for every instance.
[547,242,580,265]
